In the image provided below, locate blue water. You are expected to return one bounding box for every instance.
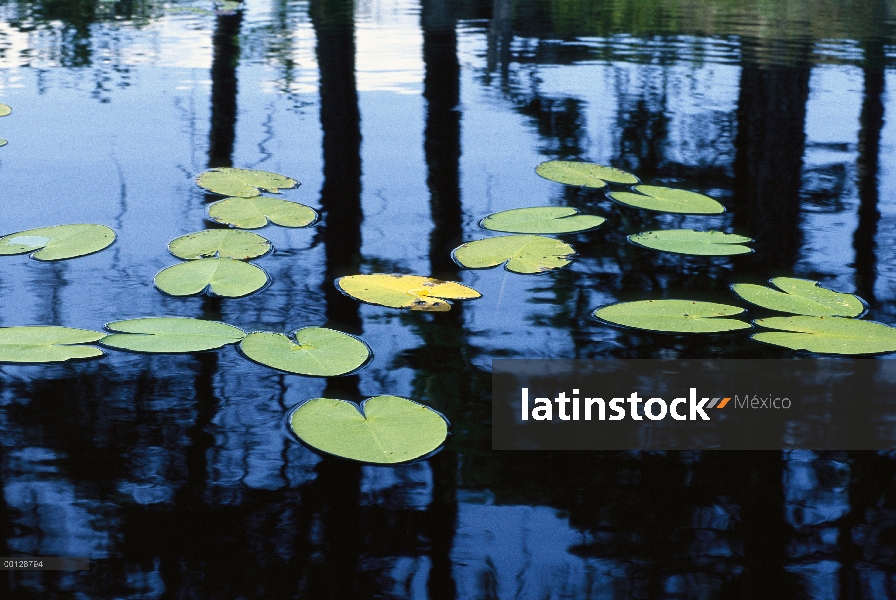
[1,0,896,597]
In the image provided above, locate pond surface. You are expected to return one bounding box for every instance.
[1,0,896,597]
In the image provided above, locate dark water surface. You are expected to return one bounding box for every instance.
[1,0,896,597]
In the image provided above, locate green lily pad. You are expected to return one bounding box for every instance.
[240,327,370,376]
[216,0,244,12]
[628,229,753,256]
[535,160,638,188]
[336,274,481,311]
[608,185,725,214]
[154,258,269,297]
[0,326,104,363]
[0,224,116,261]
[452,235,575,274]
[753,316,896,355]
[100,317,246,353]
[593,300,751,333]
[289,395,448,464]
[0,104,10,117]
[0,140,6,147]
[168,229,271,260]
[196,168,298,198]
[480,207,606,234]
[165,6,215,15]
[207,196,318,229]
[731,277,864,317]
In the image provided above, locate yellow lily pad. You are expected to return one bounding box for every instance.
[336,274,481,312]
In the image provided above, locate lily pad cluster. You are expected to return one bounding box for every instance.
[158,167,443,463]
[532,160,896,355]
[452,205,599,274]
[450,161,747,278]
[154,168,313,298]
[0,318,438,460]
[11,158,895,466]
[594,277,895,355]
[731,277,896,354]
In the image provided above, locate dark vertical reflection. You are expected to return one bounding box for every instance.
[207,9,243,170]
[161,6,243,595]
[421,4,461,599]
[841,10,889,593]
[853,38,886,305]
[423,0,462,279]
[731,42,811,277]
[295,2,365,597]
[182,1,243,506]
[725,452,796,598]
[312,0,363,337]
[725,39,812,598]
[294,460,364,598]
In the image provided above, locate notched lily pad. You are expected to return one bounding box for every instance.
[535,160,638,188]
[593,300,751,333]
[481,207,606,234]
[628,229,752,256]
[0,104,10,117]
[196,167,298,198]
[207,196,318,229]
[0,326,104,363]
[0,224,116,261]
[336,274,481,312]
[289,395,449,464]
[731,277,864,317]
[452,235,575,274]
[154,258,269,298]
[608,186,725,214]
[752,316,896,355]
[168,229,272,260]
[240,327,370,376]
[100,317,246,353]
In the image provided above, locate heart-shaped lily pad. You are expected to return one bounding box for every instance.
[207,196,318,229]
[100,317,246,353]
[0,224,116,261]
[196,168,299,198]
[593,300,751,333]
[239,327,370,376]
[752,316,896,355]
[608,185,725,214]
[0,326,104,363]
[452,235,575,274]
[731,277,865,317]
[0,104,10,117]
[535,160,639,188]
[168,229,271,260]
[289,395,449,463]
[154,258,269,297]
[336,274,481,311]
[480,207,606,234]
[628,229,752,256]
